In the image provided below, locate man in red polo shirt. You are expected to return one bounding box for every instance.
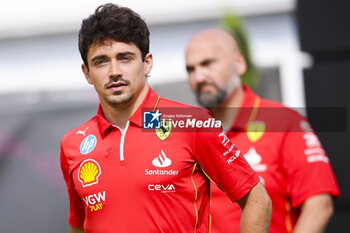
[185,28,340,233]
[60,4,272,233]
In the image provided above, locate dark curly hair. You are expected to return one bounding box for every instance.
[78,3,150,68]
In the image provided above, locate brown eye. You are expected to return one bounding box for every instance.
[95,60,105,65]
[201,60,212,67]
[121,56,131,61]
[186,66,194,73]
[92,58,108,66]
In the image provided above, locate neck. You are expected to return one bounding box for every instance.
[211,85,244,131]
[101,83,149,130]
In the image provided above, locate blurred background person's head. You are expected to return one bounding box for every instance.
[185,28,247,108]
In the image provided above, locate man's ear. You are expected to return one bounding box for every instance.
[234,51,247,76]
[144,53,153,76]
[82,63,93,85]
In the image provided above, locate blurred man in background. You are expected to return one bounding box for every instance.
[185,28,340,233]
[60,4,272,233]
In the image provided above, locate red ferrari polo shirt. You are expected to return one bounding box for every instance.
[210,85,340,233]
[60,87,259,233]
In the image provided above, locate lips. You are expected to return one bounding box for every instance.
[198,83,216,93]
[107,82,128,89]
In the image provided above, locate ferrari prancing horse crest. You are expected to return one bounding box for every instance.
[155,119,172,141]
[247,121,266,142]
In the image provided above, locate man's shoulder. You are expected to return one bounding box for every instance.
[158,96,193,107]
[259,96,285,108]
[158,97,209,112]
[61,115,98,143]
[158,97,212,119]
[259,96,302,116]
[257,95,307,131]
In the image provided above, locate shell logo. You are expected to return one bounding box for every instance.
[78,159,102,187]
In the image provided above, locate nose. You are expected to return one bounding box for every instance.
[192,67,207,84]
[109,60,122,78]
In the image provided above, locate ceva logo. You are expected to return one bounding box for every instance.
[148,184,175,193]
[152,150,172,168]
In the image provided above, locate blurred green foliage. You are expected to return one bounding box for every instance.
[221,10,260,89]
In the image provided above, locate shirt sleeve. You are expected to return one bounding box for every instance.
[60,139,86,228]
[281,118,340,208]
[192,112,259,202]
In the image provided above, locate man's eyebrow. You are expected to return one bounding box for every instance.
[200,58,215,66]
[90,51,137,63]
[117,52,137,57]
[186,64,194,70]
[91,55,108,63]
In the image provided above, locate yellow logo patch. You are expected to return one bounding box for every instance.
[155,119,172,141]
[78,159,101,187]
[247,121,265,142]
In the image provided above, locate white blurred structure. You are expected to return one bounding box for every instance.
[0,0,309,108]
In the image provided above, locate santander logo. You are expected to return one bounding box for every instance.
[152,150,172,168]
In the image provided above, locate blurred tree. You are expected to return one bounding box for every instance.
[221,11,260,89]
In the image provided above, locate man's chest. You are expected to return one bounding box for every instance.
[230,131,287,191]
[69,128,198,199]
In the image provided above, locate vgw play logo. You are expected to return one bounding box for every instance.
[143,110,161,129]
